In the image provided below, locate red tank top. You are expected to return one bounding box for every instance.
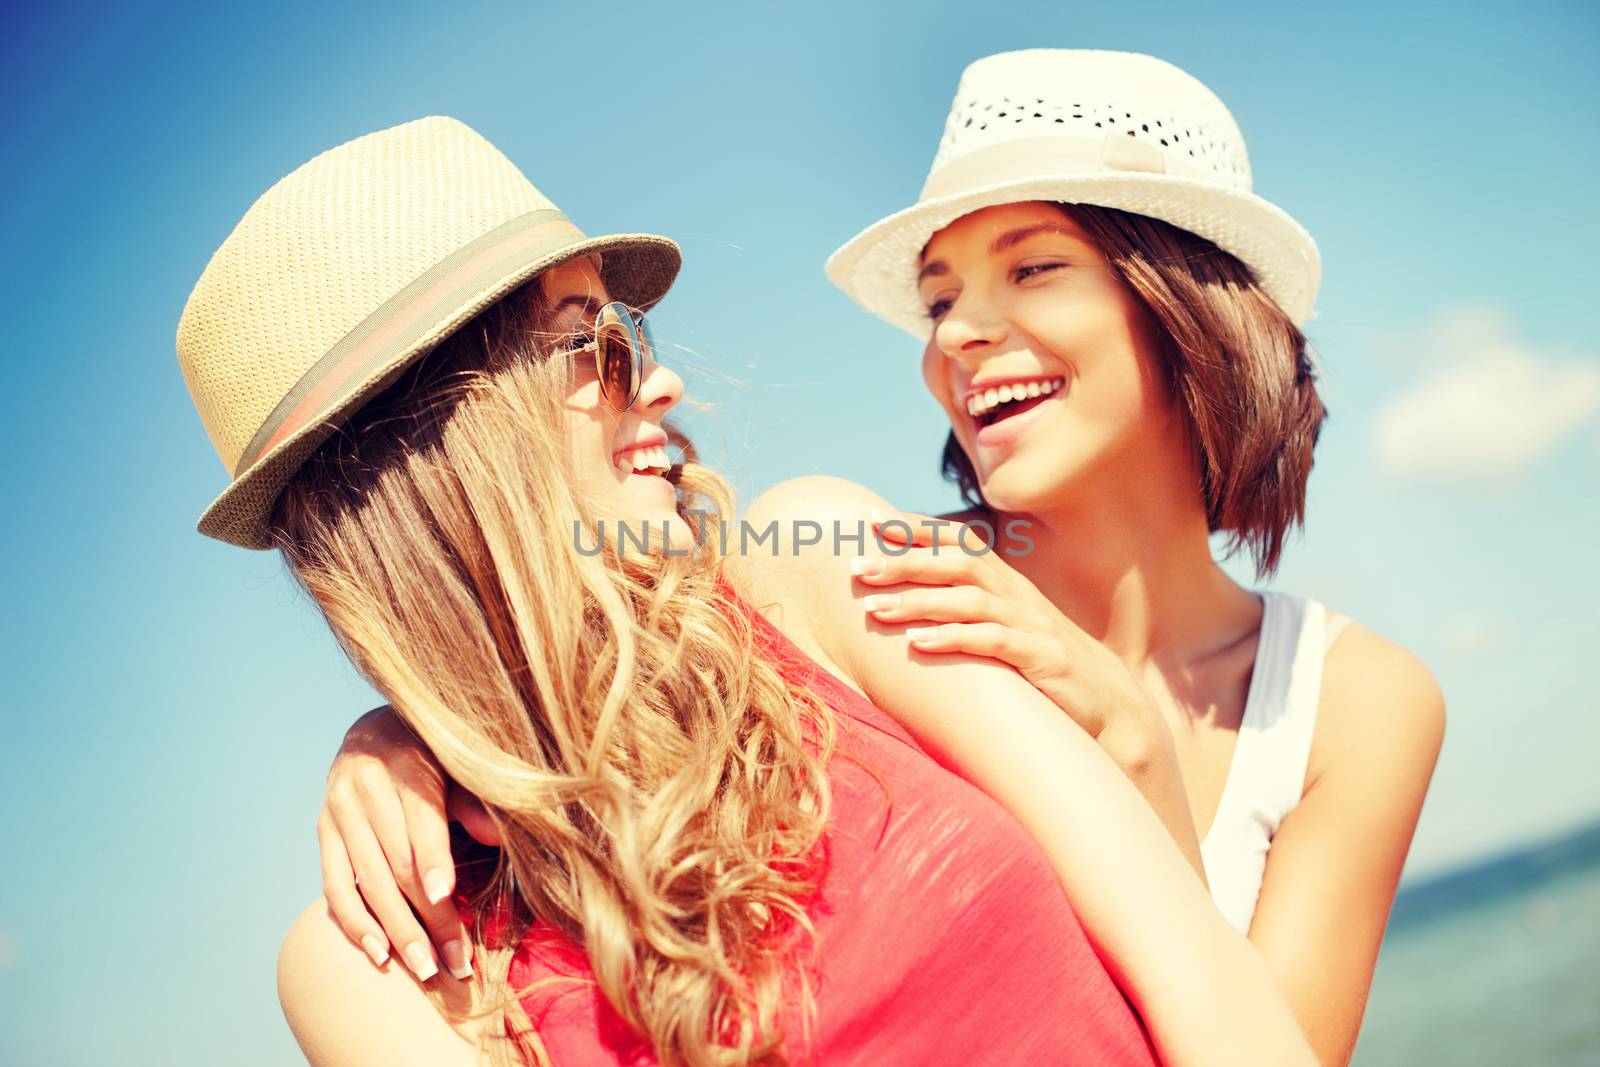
[457,586,1158,1066]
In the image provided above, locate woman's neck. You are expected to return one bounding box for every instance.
[996,484,1261,675]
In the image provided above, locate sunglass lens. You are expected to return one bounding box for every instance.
[596,303,642,410]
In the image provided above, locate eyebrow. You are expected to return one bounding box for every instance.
[552,294,603,319]
[917,224,1083,284]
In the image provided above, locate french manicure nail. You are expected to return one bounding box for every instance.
[442,939,474,979]
[849,556,884,577]
[423,867,452,905]
[906,626,936,643]
[404,941,438,981]
[863,594,900,612]
[360,934,389,966]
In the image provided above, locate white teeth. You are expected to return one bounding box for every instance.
[620,444,671,474]
[963,378,1067,417]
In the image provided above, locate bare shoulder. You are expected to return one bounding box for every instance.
[1308,615,1447,787]
[725,476,899,686]
[741,475,895,534]
[733,475,894,598]
[277,897,498,1066]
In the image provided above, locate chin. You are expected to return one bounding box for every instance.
[642,509,693,551]
[975,459,1078,514]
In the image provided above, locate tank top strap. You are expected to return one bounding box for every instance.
[1200,592,1328,931]
[1241,592,1327,823]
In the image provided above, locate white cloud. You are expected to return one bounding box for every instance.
[1369,304,1600,488]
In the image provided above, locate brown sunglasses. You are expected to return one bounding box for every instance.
[564,300,658,411]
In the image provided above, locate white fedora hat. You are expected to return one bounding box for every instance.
[826,49,1321,339]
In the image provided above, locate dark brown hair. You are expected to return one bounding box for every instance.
[940,202,1327,580]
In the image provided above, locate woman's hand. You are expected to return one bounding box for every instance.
[317,705,502,982]
[854,509,1206,878]
[854,511,1163,761]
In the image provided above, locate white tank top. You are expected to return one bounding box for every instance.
[1198,591,1351,934]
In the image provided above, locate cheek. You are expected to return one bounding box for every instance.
[562,397,616,486]
[920,342,952,408]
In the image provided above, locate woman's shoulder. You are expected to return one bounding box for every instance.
[741,475,891,535]
[1306,609,1447,789]
[277,897,498,1066]
[722,477,896,684]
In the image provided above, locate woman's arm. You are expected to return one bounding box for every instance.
[1244,623,1446,1066]
[733,476,1317,1067]
[278,897,499,1066]
[787,499,1445,1066]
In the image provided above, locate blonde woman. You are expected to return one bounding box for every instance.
[317,52,1444,1067]
[181,118,1314,1066]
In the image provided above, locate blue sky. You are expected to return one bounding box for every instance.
[2,1,1595,1063]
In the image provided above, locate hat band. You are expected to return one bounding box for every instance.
[918,133,1217,202]
[233,208,586,477]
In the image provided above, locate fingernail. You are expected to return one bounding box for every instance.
[423,867,452,905]
[868,508,890,527]
[404,941,438,981]
[442,938,474,979]
[361,934,389,966]
[849,556,884,577]
[906,626,937,644]
[863,594,900,612]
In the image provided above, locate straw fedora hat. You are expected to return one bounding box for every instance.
[177,115,681,550]
[825,49,1321,339]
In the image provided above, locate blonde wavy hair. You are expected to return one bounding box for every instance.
[268,271,842,1067]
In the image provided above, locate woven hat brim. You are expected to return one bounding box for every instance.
[824,173,1321,339]
[196,231,680,551]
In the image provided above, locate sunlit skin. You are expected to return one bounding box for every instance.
[305,209,1444,1067]
[915,201,1263,692]
[867,199,1440,1065]
[541,256,688,546]
[918,200,1192,519]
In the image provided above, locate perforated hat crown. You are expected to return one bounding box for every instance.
[177,116,680,550]
[826,49,1321,337]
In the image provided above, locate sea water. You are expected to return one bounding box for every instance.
[1353,850,1600,1065]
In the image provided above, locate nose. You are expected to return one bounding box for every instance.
[932,292,1008,371]
[634,355,683,419]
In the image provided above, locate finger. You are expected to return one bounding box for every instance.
[317,809,392,968]
[868,508,972,550]
[353,766,475,980]
[376,755,456,906]
[395,785,476,979]
[329,790,441,982]
[863,584,1018,629]
[849,544,987,589]
[446,781,504,848]
[903,621,1043,670]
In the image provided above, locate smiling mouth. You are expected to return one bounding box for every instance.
[614,443,673,477]
[965,377,1066,429]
